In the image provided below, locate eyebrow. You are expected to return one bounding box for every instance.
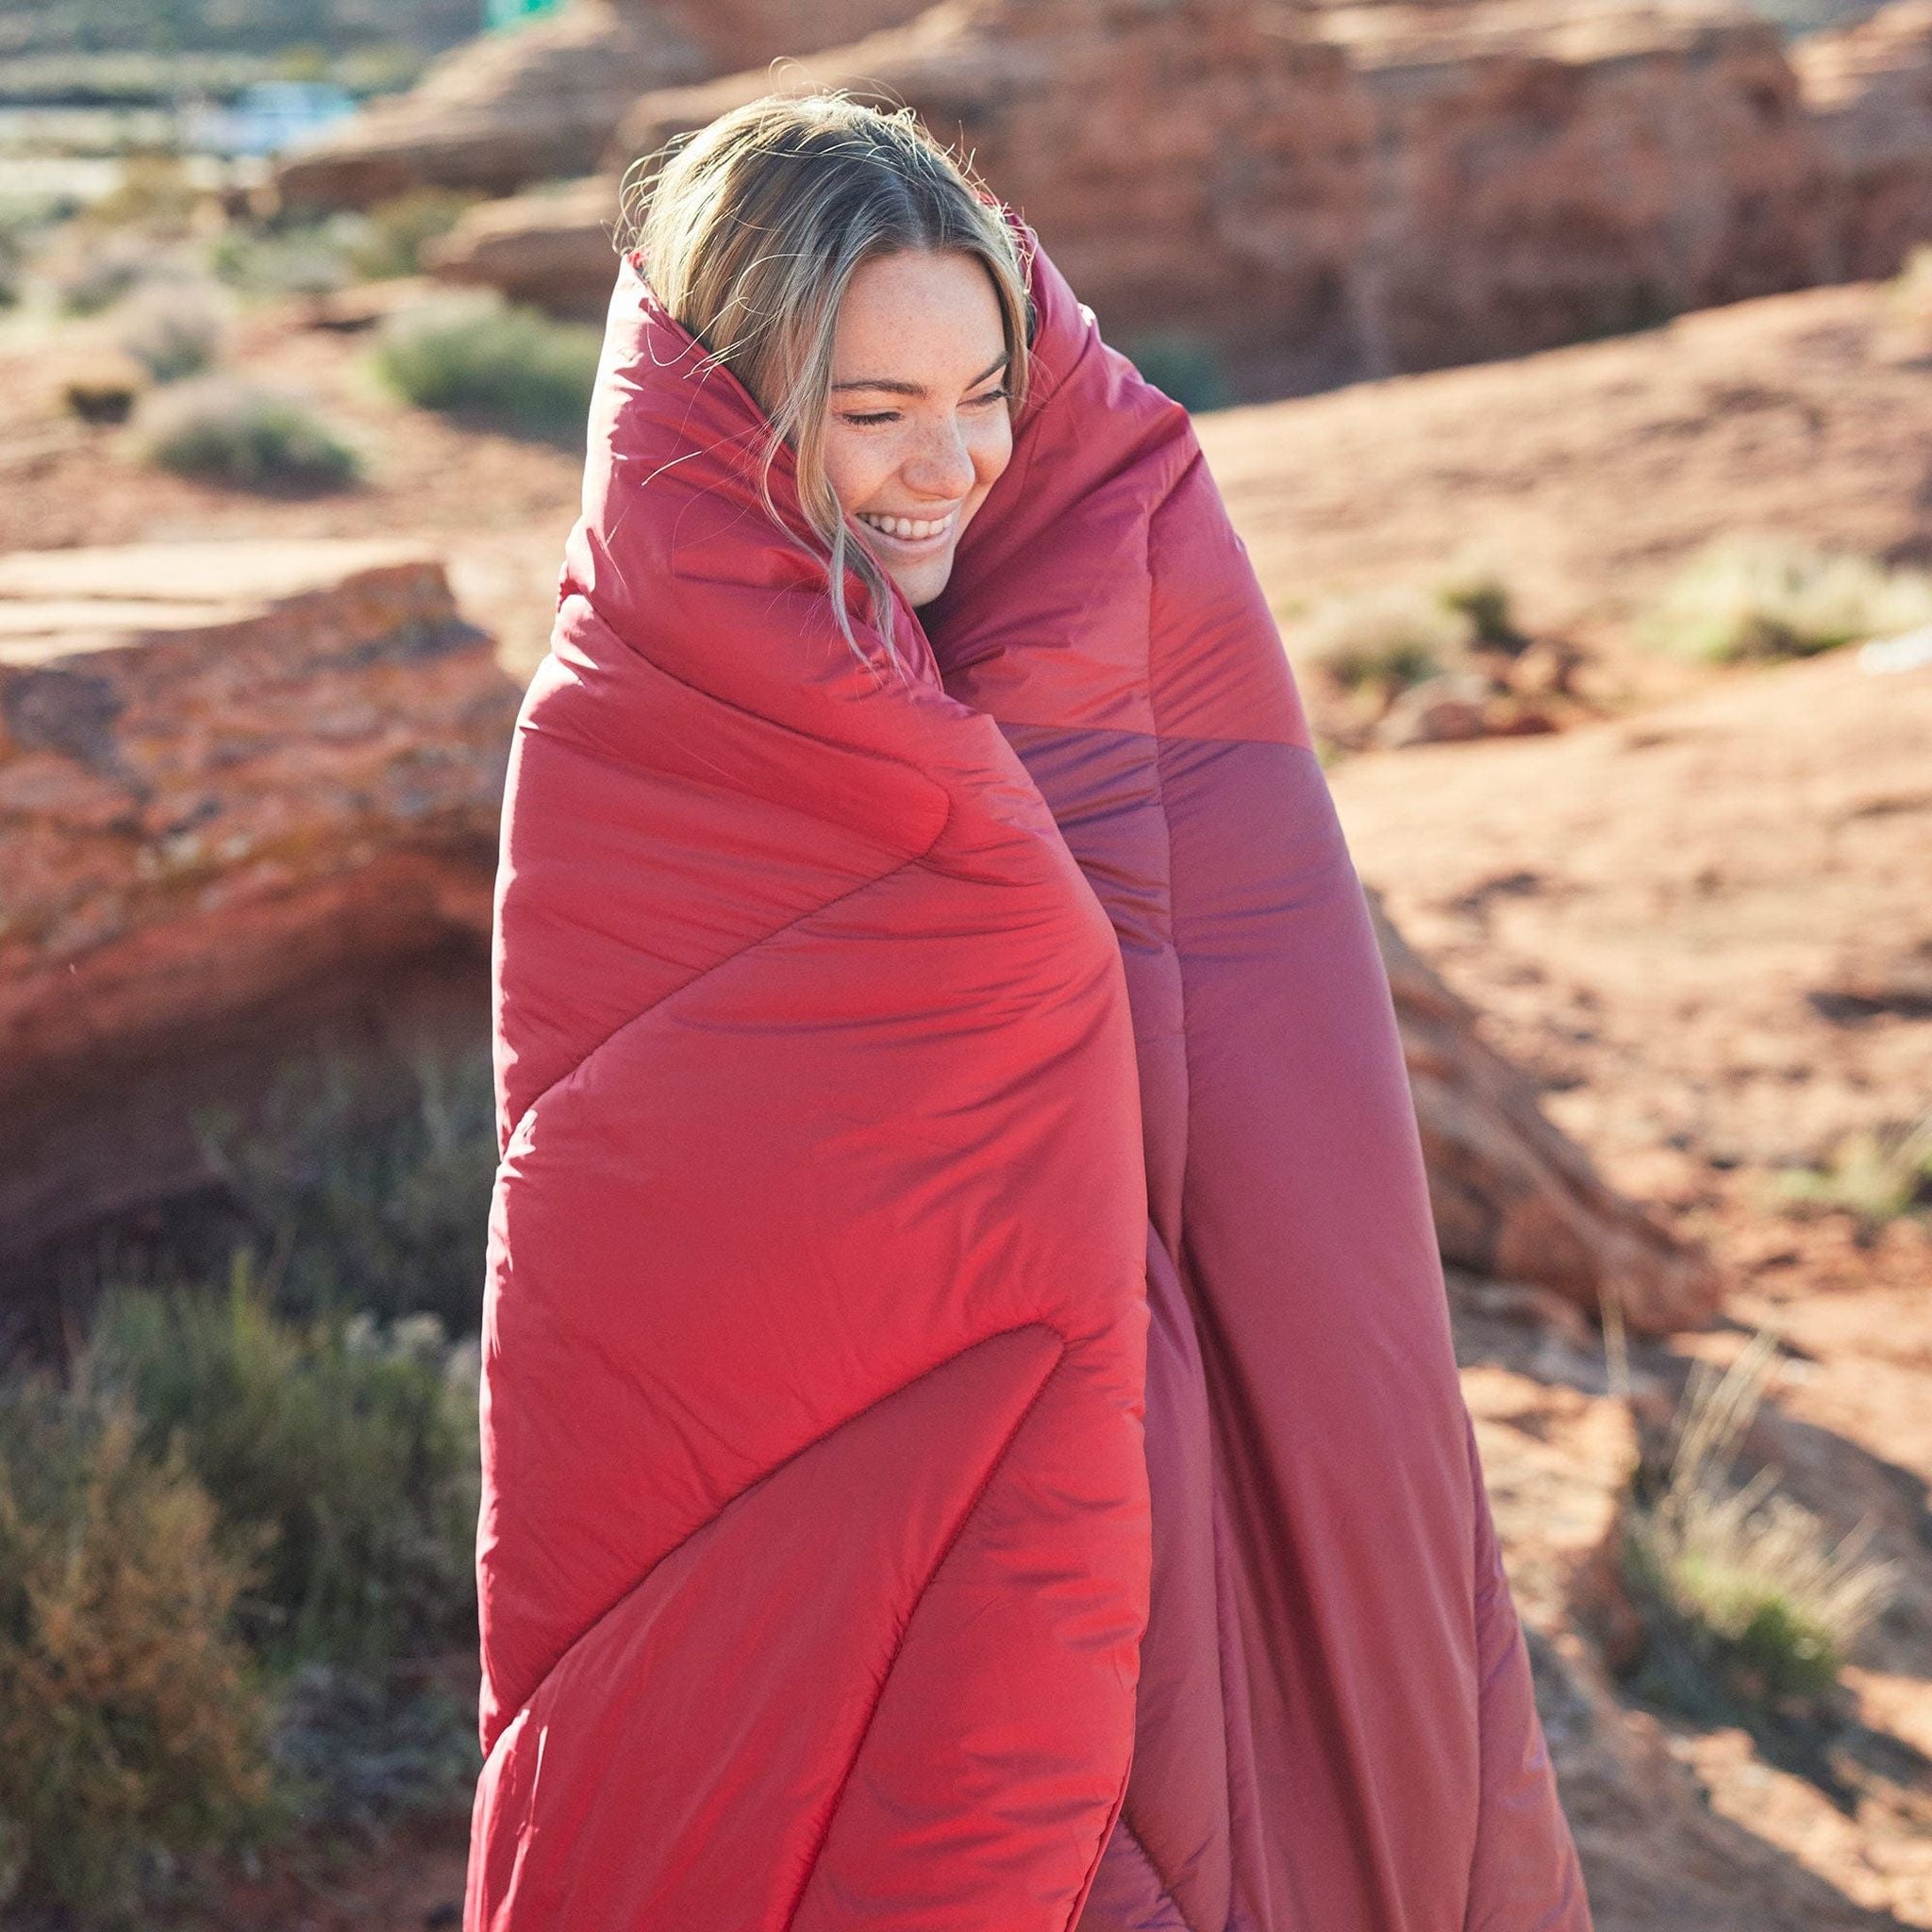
[830,351,1009,398]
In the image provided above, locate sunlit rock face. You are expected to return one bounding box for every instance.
[271,0,935,211]
[1794,0,1932,280]
[0,540,520,1258]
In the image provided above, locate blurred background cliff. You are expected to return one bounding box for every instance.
[2,0,1931,1925]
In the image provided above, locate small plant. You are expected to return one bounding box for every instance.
[343,188,478,281]
[1123,332,1234,413]
[373,292,602,441]
[1636,533,1932,663]
[61,356,145,425]
[1619,1326,1899,1717]
[119,284,223,382]
[1292,582,1474,693]
[84,153,203,236]
[0,228,23,311]
[1435,563,1529,654]
[139,376,361,491]
[79,1259,481,1677]
[0,1374,275,1922]
[54,237,148,318]
[269,1661,478,1836]
[1775,1108,1932,1233]
[0,192,75,308]
[208,219,357,303]
[192,1043,497,1331]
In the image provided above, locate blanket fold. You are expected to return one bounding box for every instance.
[466,222,1591,1932]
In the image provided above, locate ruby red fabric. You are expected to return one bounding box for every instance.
[466,222,1592,1932]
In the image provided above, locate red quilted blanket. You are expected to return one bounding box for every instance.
[465,224,1592,1932]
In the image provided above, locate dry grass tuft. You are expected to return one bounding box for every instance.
[1620,1326,1900,1713]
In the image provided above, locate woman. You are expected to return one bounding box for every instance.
[468,94,1592,1932]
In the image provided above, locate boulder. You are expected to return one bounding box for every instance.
[1374,893,1722,1332]
[0,541,521,1258]
[425,175,628,318]
[273,0,931,212]
[1374,669,1496,745]
[1793,0,1932,281]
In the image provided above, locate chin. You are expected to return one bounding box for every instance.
[890,551,956,610]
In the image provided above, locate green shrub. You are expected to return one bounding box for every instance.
[0,228,23,310]
[1435,563,1529,654]
[85,153,202,236]
[139,376,361,491]
[193,1044,497,1331]
[80,1261,480,1677]
[1293,582,1474,692]
[1122,332,1234,413]
[119,285,223,382]
[269,1661,478,1836]
[61,358,145,425]
[208,219,356,302]
[1775,1109,1932,1232]
[1637,533,1932,663]
[0,1376,275,1923]
[374,292,602,441]
[343,188,477,280]
[55,238,147,317]
[1620,1328,1899,1718]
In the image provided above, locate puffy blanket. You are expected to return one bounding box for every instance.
[466,224,1592,1932]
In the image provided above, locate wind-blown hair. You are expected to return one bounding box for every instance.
[616,92,1033,675]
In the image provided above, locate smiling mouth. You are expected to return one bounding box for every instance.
[857,508,958,551]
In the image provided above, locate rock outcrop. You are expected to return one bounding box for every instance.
[273,0,931,211]
[1794,0,1932,281]
[0,541,520,1257]
[1326,0,1840,373]
[423,0,1890,390]
[424,174,627,317]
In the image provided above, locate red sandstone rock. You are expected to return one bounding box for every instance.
[1794,0,1932,281]
[0,541,520,1253]
[272,0,931,212]
[1324,0,1840,372]
[424,175,627,317]
[604,0,1374,387]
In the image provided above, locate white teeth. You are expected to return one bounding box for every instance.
[860,510,952,541]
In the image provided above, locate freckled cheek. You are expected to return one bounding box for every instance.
[967,422,1014,509]
[823,427,902,515]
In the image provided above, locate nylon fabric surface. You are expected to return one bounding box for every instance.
[465,218,1593,1932]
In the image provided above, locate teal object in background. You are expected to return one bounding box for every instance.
[486,0,566,27]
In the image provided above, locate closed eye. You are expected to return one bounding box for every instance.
[839,386,1011,430]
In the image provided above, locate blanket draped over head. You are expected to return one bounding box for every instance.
[466,220,1592,1932]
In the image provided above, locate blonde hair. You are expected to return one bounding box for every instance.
[617,92,1033,675]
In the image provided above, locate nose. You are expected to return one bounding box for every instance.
[900,416,976,505]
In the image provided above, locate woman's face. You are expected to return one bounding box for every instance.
[822,246,1015,609]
